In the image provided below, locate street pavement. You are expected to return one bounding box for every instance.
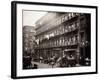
[31,61,58,68]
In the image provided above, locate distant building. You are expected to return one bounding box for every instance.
[23,26,36,56]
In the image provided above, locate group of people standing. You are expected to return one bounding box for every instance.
[48,53,76,68]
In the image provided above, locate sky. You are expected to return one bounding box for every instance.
[23,10,47,27]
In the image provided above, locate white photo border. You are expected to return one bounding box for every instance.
[11,1,98,79]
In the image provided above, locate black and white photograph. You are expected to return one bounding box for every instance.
[23,11,91,69]
[11,1,97,79]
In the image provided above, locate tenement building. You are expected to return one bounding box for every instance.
[34,12,90,67]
